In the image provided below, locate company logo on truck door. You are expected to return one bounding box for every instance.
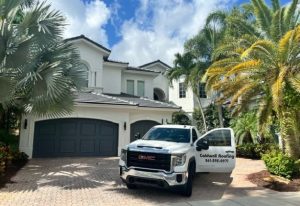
[138,154,156,161]
[200,153,235,159]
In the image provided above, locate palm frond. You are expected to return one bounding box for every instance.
[229,83,257,107]
[241,40,276,62]
[251,0,272,35]
[289,76,300,93]
[271,67,288,110]
[270,7,286,41]
[271,0,280,12]
[284,0,299,30]
[227,60,260,75]
[257,97,273,132]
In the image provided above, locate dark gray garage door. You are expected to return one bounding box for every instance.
[130,120,160,142]
[33,118,118,157]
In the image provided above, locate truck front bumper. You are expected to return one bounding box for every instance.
[120,166,188,188]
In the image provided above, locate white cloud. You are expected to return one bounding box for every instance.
[47,0,110,47]
[110,0,235,66]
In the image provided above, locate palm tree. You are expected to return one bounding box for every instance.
[206,25,300,158]
[185,19,229,127]
[167,52,208,132]
[230,111,258,145]
[0,0,85,123]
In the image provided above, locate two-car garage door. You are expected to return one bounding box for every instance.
[33,118,118,158]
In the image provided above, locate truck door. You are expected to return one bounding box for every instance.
[195,128,236,173]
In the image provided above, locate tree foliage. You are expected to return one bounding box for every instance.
[0,0,85,118]
[205,0,300,158]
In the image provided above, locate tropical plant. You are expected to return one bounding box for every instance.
[171,111,191,125]
[205,0,300,158]
[167,52,208,132]
[0,0,85,122]
[185,21,228,127]
[206,23,300,158]
[230,111,258,144]
[193,103,230,133]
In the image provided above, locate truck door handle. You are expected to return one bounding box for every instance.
[225,150,234,153]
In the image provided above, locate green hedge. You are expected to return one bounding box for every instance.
[236,143,279,159]
[262,151,300,179]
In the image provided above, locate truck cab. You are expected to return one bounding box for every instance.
[119,125,236,196]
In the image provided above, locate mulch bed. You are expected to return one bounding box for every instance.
[0,161,27,188]
[247,170,300,192]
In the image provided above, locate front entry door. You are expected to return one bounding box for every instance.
[195,128,236,173]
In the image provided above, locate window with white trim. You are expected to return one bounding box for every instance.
[179,82,186,98]
[137,81,145,97]
[80,63,89,87]
[127,80,134,95]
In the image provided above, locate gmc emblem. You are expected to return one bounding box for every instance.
[138,155,156,161]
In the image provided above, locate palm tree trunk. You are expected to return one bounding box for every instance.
[194,93,208,132]
[217,104,224,127]
[279,108,300,158]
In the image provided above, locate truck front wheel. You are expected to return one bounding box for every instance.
[181,163,194,197]
[126,183,137,189]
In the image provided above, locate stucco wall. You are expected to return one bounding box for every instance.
[169,78,195,113]
[143,64,169,101]
[19,104,174,158]
[102,65,122,94]
[74,41,104,88]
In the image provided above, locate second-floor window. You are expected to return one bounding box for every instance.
[179,82,186,98]
[81,63,89,87]
[127,80,134,95]
[137,81,145,97]
[199,83,207,98]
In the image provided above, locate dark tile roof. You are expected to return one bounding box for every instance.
[126,66,160,74]
[139,60,172,69]
[75,92,180,109]
[103,57,129,65]
[65,35,111,53]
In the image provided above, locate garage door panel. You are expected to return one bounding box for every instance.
[80,123,97,136]
[99,140,116,156]
[33,118,118,157]
[60,122,77,136]
[60,140,76,153]
[80,139,96,153]
[130,120,160,142]
[38,123,56,135]
[35,139,55,155]
[100,124,115,136]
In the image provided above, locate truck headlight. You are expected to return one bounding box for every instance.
[172,154,186,167]
[120,149,127,163]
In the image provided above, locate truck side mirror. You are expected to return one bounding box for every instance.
[134,132,141,140]
[196,138,209,151]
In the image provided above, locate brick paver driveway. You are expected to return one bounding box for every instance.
[0,158,295,206]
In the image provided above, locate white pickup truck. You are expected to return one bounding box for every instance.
[119,125,236,197]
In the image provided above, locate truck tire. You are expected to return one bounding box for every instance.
[126,183,137,189]
[181,163,194,197]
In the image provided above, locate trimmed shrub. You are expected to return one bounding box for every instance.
[172,111,191,125]
[262,150,300,179]
[236,143,279,159]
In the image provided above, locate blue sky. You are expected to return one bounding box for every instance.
[48,0,291,66]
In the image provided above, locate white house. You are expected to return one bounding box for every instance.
[169,76,212,116]
[19,35,180,158]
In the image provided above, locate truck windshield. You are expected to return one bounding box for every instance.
[142,128,190,143]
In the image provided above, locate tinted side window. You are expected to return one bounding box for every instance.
[204,130,231,146]
[192,129,198,143]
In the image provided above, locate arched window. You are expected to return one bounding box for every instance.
[80,63,89,87]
